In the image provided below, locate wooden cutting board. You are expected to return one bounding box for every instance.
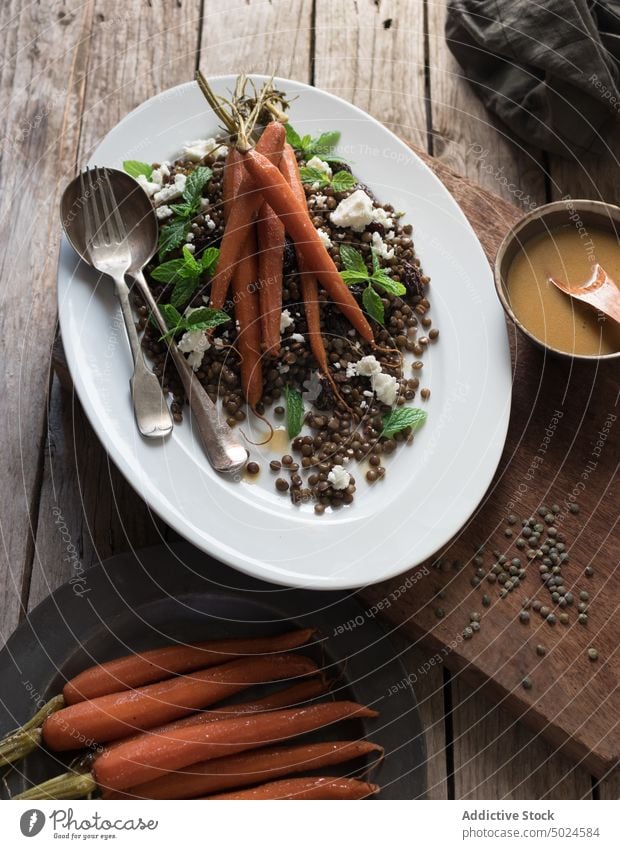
[52,145,619,778]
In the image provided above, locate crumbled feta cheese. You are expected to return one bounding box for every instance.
[327,465,350,490]
[200,197,210,212]
[348,355,398,405]
[355,355,382,377]
[185,231,195,241]
[153,172,187,205]
[183,243,196,253]
[182,138,226,161]
[372,207,394,229]
[317,228,332,249]
[204,215,216,231]
[155,204,173,220]
[150,168,164,187]
[372,371,398,405]
[178,327,210,371]
[314,195,328,210]
[280,310,294,332]
[371,231,395,260]
[291,333,305,344]
[330,189,374,232]
[136,174,159,197]
[306,156,333,179]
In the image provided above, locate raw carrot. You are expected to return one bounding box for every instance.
[231,224,263,406]
[210,122,285,310]
[256,201,285,355]
[112,740,382,799]
[242,147,373,342]
[94,701,377,793]
[63,628,314,705]
[43,654,317,751]
[205,775,380,799]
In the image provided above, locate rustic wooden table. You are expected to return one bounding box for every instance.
[0,0,618,799]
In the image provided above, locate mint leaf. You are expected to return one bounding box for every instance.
[170,202,193,218]
[342,270,372,284]
[123,160,153,180]
[331,171,356,192]
[150,258,188,284]
[185,307,230,331]
[382,407,427,438]
[159,304,184,337]
[170,276,200,309]
[158,218,189,259]
[362,284,384,325]
[299,166,330,188]
[285,123,303,150]
[200,247,220,276]
[183,166,212,211]
[310,131,340,155]
[371,271,407,297]
[182,245,201,275]
[340,245,367,274]
[300,134,313,153]
[284,386,304,438]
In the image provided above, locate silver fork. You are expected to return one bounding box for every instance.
[80,167,173,438]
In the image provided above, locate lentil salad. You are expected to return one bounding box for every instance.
[128,77,438,515]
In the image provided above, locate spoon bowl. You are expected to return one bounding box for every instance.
[61,168,158,270]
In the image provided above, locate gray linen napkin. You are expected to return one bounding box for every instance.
[446,0,620,156]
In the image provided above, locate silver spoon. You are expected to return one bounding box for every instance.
[61,168,174,438]
[62,167,248,475]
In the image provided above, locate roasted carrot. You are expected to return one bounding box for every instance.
[221,147,245,223]
[205,776,380,800]
[43,654,317,751]
[103,677,329,754]
[63,628,315,705]
[210,122,285,310]
[232,224,263,406]
[111,740,382,799]
[278,143,341,393]
[242,147,373,342]
[256,201,285,355]
[93,701,377,793]
[16,702,378,800]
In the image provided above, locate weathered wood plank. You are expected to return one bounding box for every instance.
[0,0,93,644]
[547,122,620,801]
[29,0,203,608]
[314,0,427,149]
[199,0,313,81]
[452,679,593,799]
[427,0,546,209]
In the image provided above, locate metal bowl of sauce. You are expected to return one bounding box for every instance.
[494,199,620,362]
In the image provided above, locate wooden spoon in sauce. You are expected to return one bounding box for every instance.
[549,264,620,324]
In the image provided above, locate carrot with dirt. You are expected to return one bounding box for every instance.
[256,201,285,355]
[107,739,382,799]
[205,775,380,799]
[42,654,317,751]
[15,701,378,799]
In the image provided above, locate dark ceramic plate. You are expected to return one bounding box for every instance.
[0,542,426,799]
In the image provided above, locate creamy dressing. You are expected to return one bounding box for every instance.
[505,226,620,356]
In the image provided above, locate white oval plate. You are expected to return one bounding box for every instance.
[57,75,511,590]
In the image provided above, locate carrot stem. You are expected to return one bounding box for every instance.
[14,771,97,801]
